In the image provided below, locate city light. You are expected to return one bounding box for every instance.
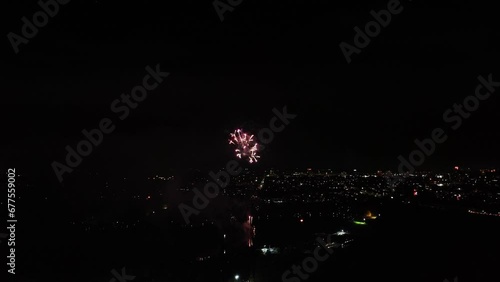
[335,230,349,236]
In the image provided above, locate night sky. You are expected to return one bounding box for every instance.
[3,0,500,183]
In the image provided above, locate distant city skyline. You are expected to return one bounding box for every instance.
[4,1,500,281]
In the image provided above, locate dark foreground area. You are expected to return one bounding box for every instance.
[313,204,499,282]
[9,199,499,282]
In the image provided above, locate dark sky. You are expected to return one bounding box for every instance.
[3,0,500,182]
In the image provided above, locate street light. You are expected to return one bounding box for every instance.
[234,274,240,280]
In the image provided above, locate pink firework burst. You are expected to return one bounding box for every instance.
[228,129,260,163]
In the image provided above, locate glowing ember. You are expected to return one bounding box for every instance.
[228,129,260,163]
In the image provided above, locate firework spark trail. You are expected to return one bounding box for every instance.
[229,129,260,163]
